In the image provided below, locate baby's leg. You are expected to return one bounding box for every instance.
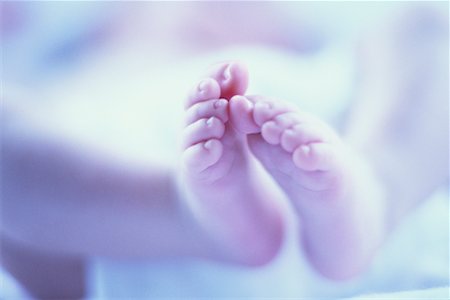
[180,62,284,266]
[230,95,386,279]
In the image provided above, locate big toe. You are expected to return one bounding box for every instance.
[229,95,260,134]
[205,61,249,100]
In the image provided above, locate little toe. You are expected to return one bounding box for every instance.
[205,61,249,100]
[229,95,259,134]
[292,142,341,172]
[186,78,221,109]
[183,139,223,174]
[185,99,228,125]
[182,117,225,149]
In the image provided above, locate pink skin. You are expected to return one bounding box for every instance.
[181,62,386,278]
[229,94,386,280]
[180,62,284,266]
[230,95,343,189]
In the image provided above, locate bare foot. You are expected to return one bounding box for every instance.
[179,62,284,266]
[230,95,347,198]
[230,94,386,279]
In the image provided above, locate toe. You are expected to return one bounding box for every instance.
[280,123,327,153]
[205,61,249,100]
[261,121,283,145]
[185,99,228,125]
[273,111,309,128]
[186,78,221,109]
[292,143,340,172]
[183,139,223,174]
[182,117,225,149]
[260,111,306,145]
[229,95,259,134]
[247,95,293,126]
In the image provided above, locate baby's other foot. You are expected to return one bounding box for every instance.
[230,95,385,279]
[230,95,344,196]
[179,63,283,266]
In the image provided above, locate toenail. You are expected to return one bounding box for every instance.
[284,128,295,135]
[222,64,232,81]
[206,116,215,126]
[204,140,213,149]
[265,120,277,128]
[198,80,209,93]
[300,145,310,155]
[242,96,254,109]
[214,99,227,109]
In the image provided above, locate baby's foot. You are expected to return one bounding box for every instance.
[230,95,346,197]
[230,95,385,279]
[179,62,283,266]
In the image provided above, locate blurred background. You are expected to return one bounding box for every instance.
[1,1,400,163]
[1,1,448,299]
[2,1,389,82]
